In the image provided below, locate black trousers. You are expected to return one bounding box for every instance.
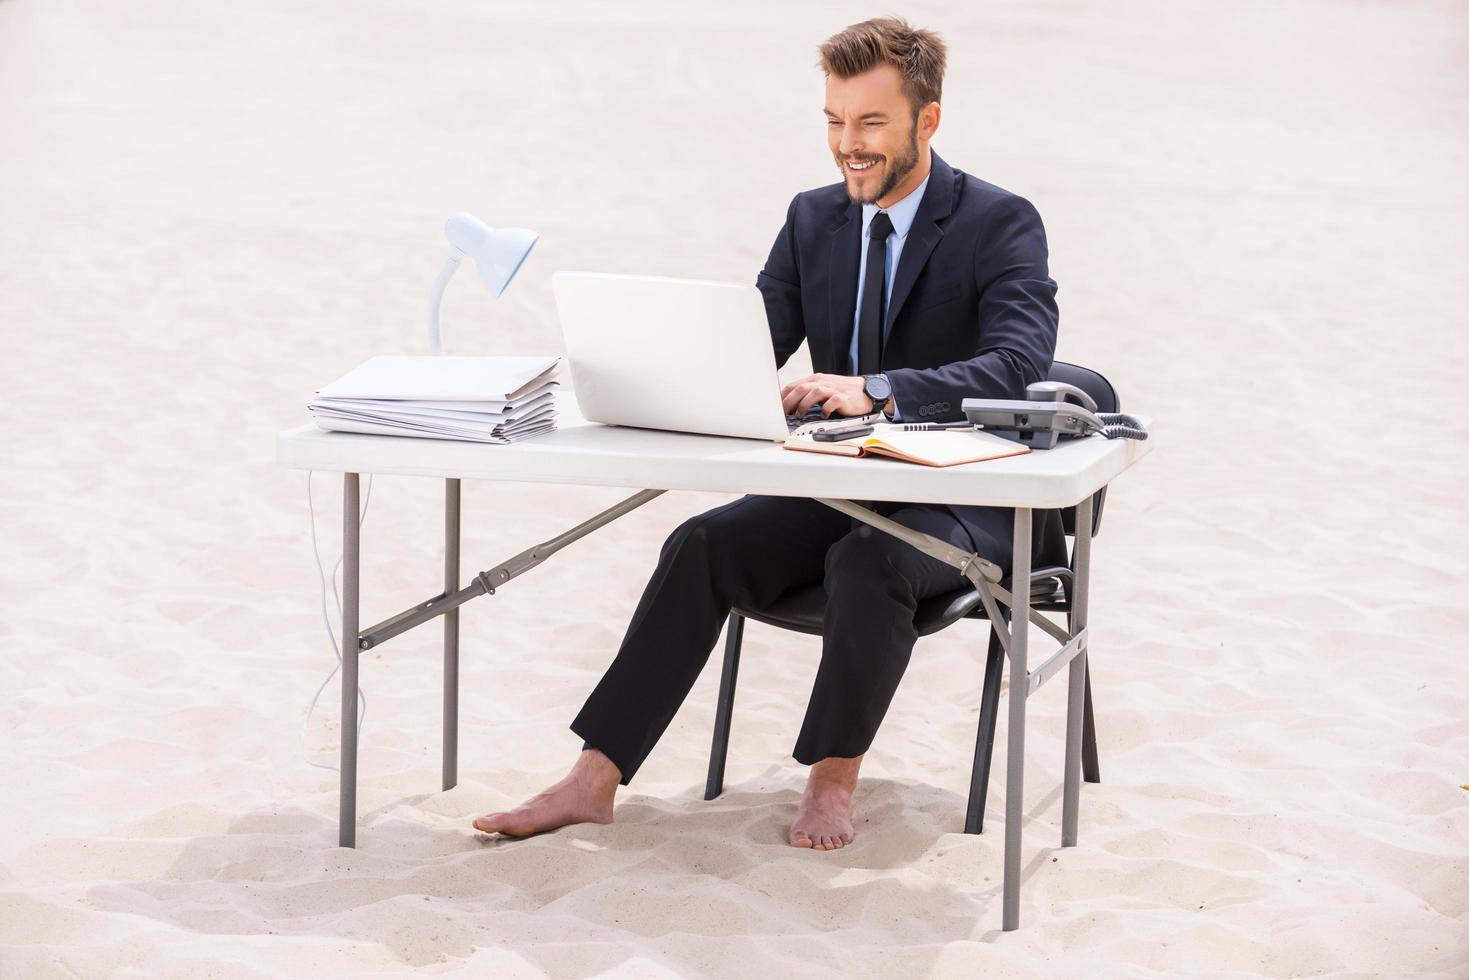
[570,495,1014,784]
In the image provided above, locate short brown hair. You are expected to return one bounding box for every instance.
[818,17,947,116]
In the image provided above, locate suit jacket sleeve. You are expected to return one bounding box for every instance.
[884,196,1059,420]
[755,194,807,370]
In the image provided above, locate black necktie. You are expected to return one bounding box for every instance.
[857,211,894,376]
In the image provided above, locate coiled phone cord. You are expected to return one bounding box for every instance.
[1095,412,1149,440]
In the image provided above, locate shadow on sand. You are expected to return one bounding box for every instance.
[82,774,1070,971]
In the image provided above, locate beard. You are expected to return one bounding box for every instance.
[838,124,920,205]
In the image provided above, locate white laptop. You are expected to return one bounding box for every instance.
[551,271,879,442]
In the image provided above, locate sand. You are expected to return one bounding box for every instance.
[1,0,1466,976]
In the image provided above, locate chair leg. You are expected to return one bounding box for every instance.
[1082,662,1100,784]
[964,618,1007,834]
[704,613,745,800]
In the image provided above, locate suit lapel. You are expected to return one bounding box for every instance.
[826,201,862,374]
[883,152,957,341]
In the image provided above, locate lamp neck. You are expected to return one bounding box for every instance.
[425,251,465,355]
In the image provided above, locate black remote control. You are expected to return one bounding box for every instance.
[812,425,874,442]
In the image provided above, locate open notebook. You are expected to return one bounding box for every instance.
[784,425,1030,467]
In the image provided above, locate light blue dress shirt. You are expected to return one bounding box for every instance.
[847,173,930,420]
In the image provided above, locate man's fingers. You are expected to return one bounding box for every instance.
[787,375,868,417]
[819,391,863,418]
[797,390,827,417]
[786,383,824,416]
[783,387,808,415]
[781,374,822,401]
[782,380,814,413]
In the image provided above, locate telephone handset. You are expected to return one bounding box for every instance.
[961,381,1148,449]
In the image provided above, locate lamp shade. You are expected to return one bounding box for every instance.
[443,212,538,297]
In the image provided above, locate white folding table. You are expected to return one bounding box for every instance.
[276,401,1152,931]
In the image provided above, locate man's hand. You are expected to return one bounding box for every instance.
[781,373,894,418]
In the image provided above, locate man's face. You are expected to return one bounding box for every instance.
[825,64,925,205]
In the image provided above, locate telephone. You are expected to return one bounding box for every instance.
[961,381,1148,450]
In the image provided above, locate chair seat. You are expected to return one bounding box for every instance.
[734,567,1073,639]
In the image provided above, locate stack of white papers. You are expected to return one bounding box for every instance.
[308,355,560,443]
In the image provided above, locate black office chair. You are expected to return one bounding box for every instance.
[703,360,1116,834]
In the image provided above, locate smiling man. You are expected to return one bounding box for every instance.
[474,17,1064,850]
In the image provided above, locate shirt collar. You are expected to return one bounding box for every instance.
[861,171,931,241]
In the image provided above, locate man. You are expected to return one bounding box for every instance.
[474,17,1064,850]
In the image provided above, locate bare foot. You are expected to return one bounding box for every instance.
[789,755,862,851]
[473,748,621,837]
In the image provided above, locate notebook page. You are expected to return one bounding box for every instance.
[859,427,1031,467]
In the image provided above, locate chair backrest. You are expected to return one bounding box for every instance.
[1046,361,1119,538]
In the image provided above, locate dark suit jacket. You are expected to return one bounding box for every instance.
[755,151,1067,574]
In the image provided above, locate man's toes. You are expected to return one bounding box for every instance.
[840,832,854,845]
[790,830,814,848]
[475,809,539,836]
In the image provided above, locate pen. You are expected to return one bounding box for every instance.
[895,421,976,431]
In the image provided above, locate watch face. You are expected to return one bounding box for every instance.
[866,375,891,402]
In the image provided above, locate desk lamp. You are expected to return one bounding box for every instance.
[426,212,538,354]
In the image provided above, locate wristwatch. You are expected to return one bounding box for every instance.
[861,373,892,415]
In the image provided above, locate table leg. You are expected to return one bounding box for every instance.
[1062,495,1093,847]
[443,478,460,792]
[339,472,361,848]
[1003,507,1031,931]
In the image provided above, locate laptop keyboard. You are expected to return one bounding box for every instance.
[787,405,825,430]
